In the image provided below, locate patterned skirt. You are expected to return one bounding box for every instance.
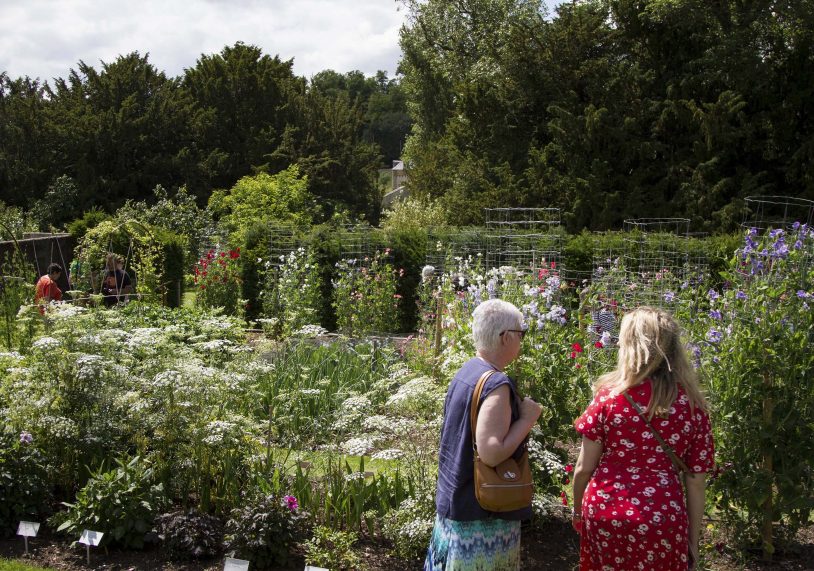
[423,514,521,571]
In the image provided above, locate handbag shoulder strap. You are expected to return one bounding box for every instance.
[622,391,690,474]
[470,370,496,450]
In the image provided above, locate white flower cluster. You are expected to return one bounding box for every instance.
[387,376,443,413]
[32,336,61,351]
[196,339,232,351]
[202,419,238,445]
[340,395,372,413]
[341,437,376,456]
[151,370,182,389]
[75,353,106,381]
[292,324,329,337]
[371,448,404,460]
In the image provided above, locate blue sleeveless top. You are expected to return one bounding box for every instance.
[435,357,532,521]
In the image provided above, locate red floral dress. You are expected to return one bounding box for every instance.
[574,379,714,571]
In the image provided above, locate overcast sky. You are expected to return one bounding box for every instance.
[0,0,563,84]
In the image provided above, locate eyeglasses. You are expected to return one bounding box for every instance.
[501,329,527,340]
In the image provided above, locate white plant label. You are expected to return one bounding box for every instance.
[78,529,103,546]
[17,521,40,537]
[224,557,250,571]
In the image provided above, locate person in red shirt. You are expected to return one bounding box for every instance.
[34,263,63,314]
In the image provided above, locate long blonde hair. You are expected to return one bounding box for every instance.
[595,306,707,418]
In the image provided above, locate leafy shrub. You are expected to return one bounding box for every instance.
[0,430,51,537]
[155,508,224,561]
[55,456,167,549]
[333,249,401,335]
[194,248,243,315]
[224,493,306,569]
[66,208,110,241]
[303,525,363,571]
[262,247,322,337]
[382,488,435,562]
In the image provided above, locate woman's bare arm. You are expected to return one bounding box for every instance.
[475,385,541,467]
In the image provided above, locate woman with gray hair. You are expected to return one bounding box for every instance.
[424,299,542,571]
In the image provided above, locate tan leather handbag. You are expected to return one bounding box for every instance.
[470,370,534,512]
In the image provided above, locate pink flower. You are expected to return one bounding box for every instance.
[284,495,298,512]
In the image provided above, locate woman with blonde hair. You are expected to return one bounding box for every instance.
[572,307,714,570]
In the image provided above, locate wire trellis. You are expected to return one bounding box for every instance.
[484,208,563,272]
[267,225,299,268]
[741,196,814,232]
[424,227,488,277]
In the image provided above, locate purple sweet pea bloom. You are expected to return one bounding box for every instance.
[797,290,810,299]
[736,291,747,301]
[663,291,675,303]
[709,310,722,320]
[706,328,723,343]
[708,289,720,301]
[20,431,33,444]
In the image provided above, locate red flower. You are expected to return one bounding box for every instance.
[595,341,603,348]
[200,285,206,290]
[220,252,226,258]
[564,477,570,485]
[550,261,557,269]
[575,363,582,369]
[565,464,574,473]
[572,342,583,353]
[560,491,569,506]
[229,249,239,259]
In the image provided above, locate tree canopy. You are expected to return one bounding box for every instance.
[399,0,814,232]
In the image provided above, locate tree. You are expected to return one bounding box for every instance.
[183,42,303,195]
[48,52,192,211]
[208,165,314,244]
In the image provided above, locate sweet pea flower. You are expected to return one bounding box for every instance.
[20,431,33,444]
[284,495,299,512]
[706,329,723,343]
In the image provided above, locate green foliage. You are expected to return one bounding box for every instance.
[303,526,363,571]
[380,197,447,233]
[116,185,213,267]
[193,247,243,315]
[0,249,36,350]
[55,456,167,549]
[224,493,306,569]
[209,166,313,244]
[66,208,110,241]
[382,487,436,562]
[261,247,322,337]
[0,559,53,571]
[386,226,428,332]
[155,508,224,561]
[30,175,79,230]
[399,0,814,230]
[0,201,37,240]
[0,430,50,538]
[333,249,401,335]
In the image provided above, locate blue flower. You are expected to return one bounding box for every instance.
[708,289,720,301]
[797,290,810,299]
[736,291,747,301]
[663,291,675,303]
[709,310,722,320]
[706,328,723,343]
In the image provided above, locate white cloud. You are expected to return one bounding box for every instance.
[0,0,405,82]
[0,0,564,84]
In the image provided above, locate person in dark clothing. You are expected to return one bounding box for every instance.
[101,254,133,307]
[424,298,542,571]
